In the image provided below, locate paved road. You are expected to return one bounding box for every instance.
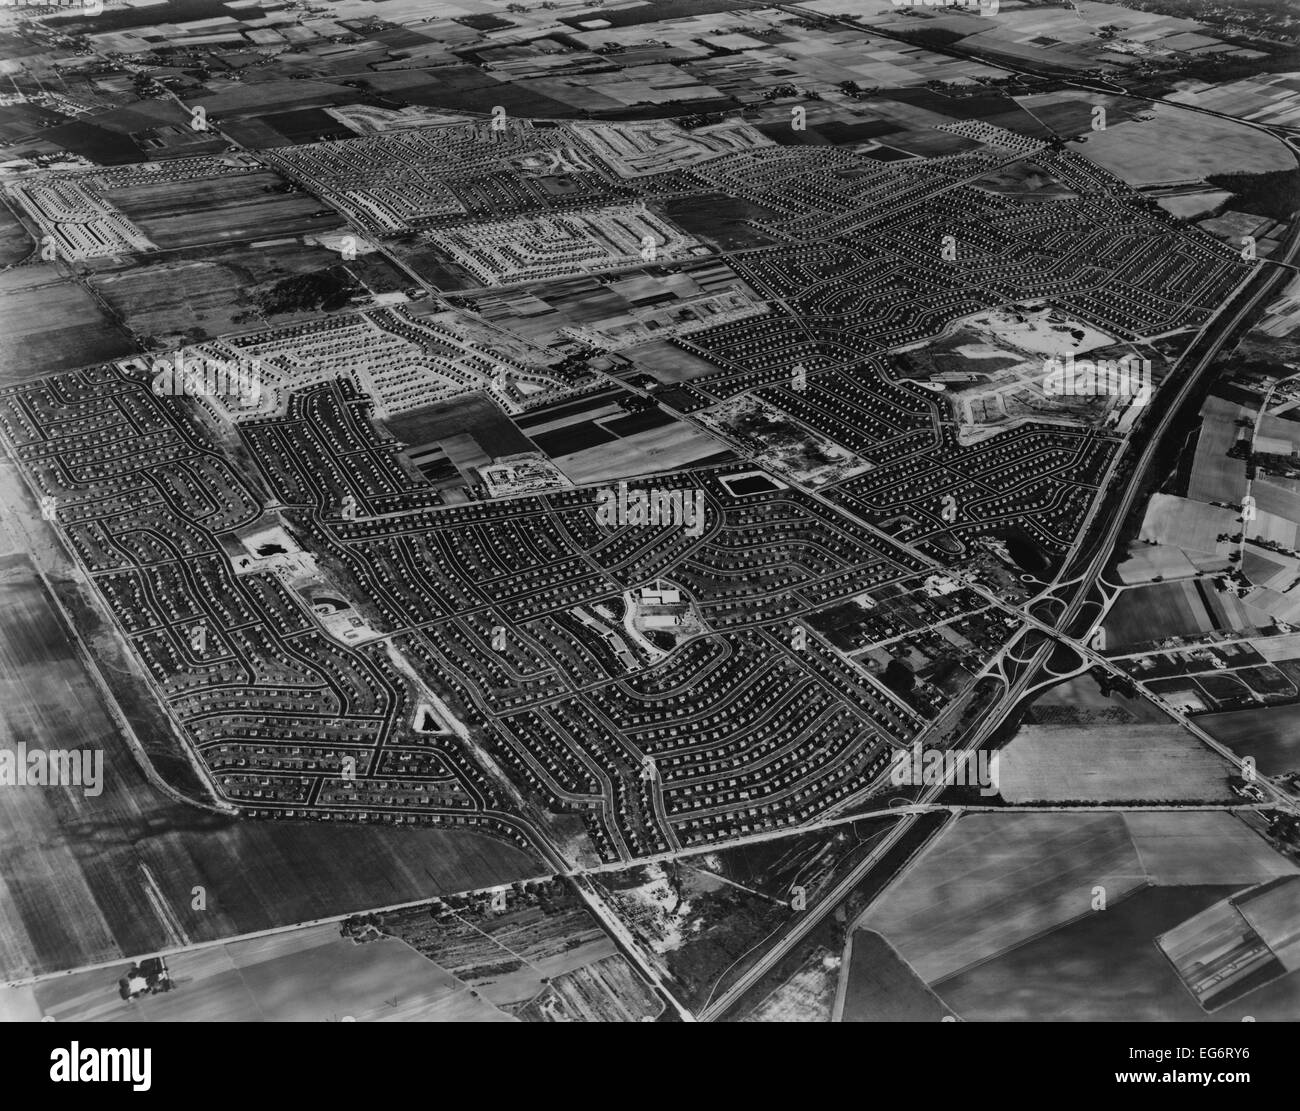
[694,133,1300,1019]
[24,35,1300,1019]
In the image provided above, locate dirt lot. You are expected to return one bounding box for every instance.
[1080,104,1294,186]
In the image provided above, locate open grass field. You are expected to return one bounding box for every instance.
[0,266,136,382]
[998,724,1235,802]
[1124,812,1297,886]
[384,393,535,458]
[1188,397,1250,504]
[86,236,404,348]
[90,257,258,347]
[662,193,784,252]
[0,194,33,266]
[3,922,512,1022]
[1200,703,1300,776]
[103,172,341,250]
[389,239,480,292]
[629,339,728,384]
[1028,672,1169,724]
[551,420,730,484]
[1078,104,1293,186]
[0,567,540,983]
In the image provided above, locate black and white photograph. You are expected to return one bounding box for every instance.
[0,0,1296,1075]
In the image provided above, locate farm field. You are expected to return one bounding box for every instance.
[1102,580,1248,648]
[1157,876,1300,1012]
[1237,875,1300,967]
[858,811,1294,987]
[383,904,617,1009]
[2,922,511,1022]
[0,266,136,382]
[1122,812,1296,886]
[513,390,625,428]
[1075,105,1293,186]
[102,172,342,249]
[997,724,1235,803]
[837,930,953,1023]
[384,393,536,459]
[0,194,32,266]
[629,339,729,384]
[1199,704,1300,776]
[933,884,1300,1021]
[859,812,1147,984]
[1188,397,1250,504]
[1168,75,1300,129]
[0,567,541,983]
[1137,492,1236,557]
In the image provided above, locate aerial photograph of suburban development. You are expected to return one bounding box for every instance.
[0,0,1298,1038]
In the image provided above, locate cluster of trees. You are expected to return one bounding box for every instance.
[883,657,915,696]
[255,268,357,315]
[664,889,781,1009]
[1206,169,1300,222]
